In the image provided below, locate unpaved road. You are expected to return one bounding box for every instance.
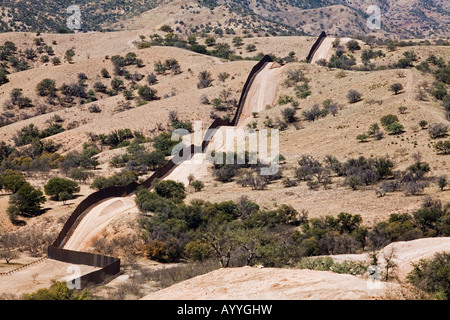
[164,61,285,185]
[58,61,284,250]
[63,196,139,252]
[309,37,353,65]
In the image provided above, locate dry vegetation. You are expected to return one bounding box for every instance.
[0,0,449,300]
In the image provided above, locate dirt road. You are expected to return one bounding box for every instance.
[62,196,139,252]
[309,37,353,65]
[163,62,285,185]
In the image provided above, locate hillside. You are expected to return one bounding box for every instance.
[1,0,449,38]
[0,0,449,302]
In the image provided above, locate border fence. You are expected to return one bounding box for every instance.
[306,31,327,63]
[46,55,274,288]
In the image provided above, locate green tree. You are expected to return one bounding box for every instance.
[44,177,80,201]
[7,183,46,219]
[380,114,399,127]
[385,122,404,135]
[2,174,27,194]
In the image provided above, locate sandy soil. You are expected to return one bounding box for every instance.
[58,61,284,253]
[62,196,140,251]
[141,237,449,300]
[141,266,401,300]
[164,61,285,185]
[326,237,450,280]
[310,37,353,64]
[0,259,99,296]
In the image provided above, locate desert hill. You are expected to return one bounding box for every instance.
[1,0,449,38]
[0,0,449,301]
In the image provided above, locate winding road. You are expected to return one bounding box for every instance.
[61,61,285,252]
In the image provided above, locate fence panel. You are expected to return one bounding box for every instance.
[47,55,274,288]
[306,31,327,63]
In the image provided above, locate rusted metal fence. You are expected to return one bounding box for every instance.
[47,55,274,288]
[306,31,327,63]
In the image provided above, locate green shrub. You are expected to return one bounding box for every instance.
[191,180,205,192]
[380,114,399,127]
[7,183,45,219]
[23,281,91,300]
[154,180,186,201]
[407,252,450,300]
[44,177,80,200]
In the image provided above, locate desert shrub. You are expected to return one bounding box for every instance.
[23,281,91,300]
[152,132,180,156]
[436,175,447,191]
[281,107,297,123]
[64,49,75,63]
[432,83,447,100]
[212,164,239,182]
[36,78,56,96]
[93,81,107,93]
[191,180,204,192]
[428,123,449,139]
[297,256,369,275]
[88,104,101,113]
[390,83,404,94]
[90,171,138,190]
[302,104,323,122]
[294,83,311,99]
[1,174,27,194]
[59,147,99,173]
[138,85,158,101]
[68,168,90,183]
[380,114,399,127]
[147,73,157,85]
[282,177,298,188]
[346,89,362,103]
[199,94,209,105]
[101,68,110,78]
[51,57,61,65]
[154,180,186,201]
[12,124,40,146]
[356,133,368,142]
[385,122,404,135]
[434,140,450,155]
[407,252,450,300]
[99,129,134,148]
[197,70,213,89]
[346,40,361,52]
